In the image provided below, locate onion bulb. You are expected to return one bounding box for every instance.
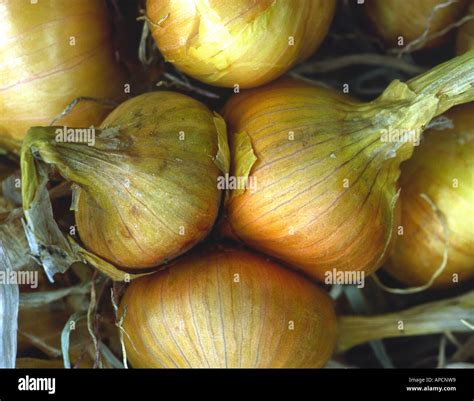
[386,104,474,289]
[21,91,229,270]
[456,2,474,54]
[364,0,469,49]
[220,51,474,282]
[146,0,336,88]
[120,246,337,368]
[0,0,125,151]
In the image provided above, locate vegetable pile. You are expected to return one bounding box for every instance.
[0,0,473,369]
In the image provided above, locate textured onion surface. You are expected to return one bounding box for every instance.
[387,104,474,288]
[19,91,226,270]
[147,0,336,88]
[73,92,225,269]
[222,78,407,282]
[365,0,469,49]
[121,246,337,368]
[0,0,124,144]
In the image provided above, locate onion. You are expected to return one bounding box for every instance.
[21,91,229,270]
[386,104,474,289]
[146,0,336,88]
[0,0,125,151]
[220,51,474,282]
[456,3,474,54]
[120,246,337,368]
[364,0,469,49]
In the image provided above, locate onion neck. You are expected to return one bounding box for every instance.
[336,290,474,353]
[20,126,128,210]
[406,50,474,115]
[358,50,474,164]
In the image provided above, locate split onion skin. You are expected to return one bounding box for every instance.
[74,92,226,269]
[0,0,125,149]
[146,0,336,88]
[120,246,337,368]
[456,2,474,54]
[365,0,470,49]
[386,104,474,289]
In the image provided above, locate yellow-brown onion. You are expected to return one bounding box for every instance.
[220,51,474,282]
[0,0,125,150]
[456,2,474,54]
[120,246,337,368]
[146,0,336,88]
[386,104,474,289]
[365,0,469,49]
[21,91,228,270]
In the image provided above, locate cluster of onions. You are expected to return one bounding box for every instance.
[120,246,337,368]
[10,1,474,371]
[385,104,474,289]
[220,51,474,282]
[146,0,336,88]
[364,0,470,49]
[21,92,228,271]
[0,0,125,152]
[456,2,474,54]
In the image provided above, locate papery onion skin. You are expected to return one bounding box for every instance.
[220,50,474,282]
[365,0,469,49]
[221,79,401,282]
[146,0,336,88]
[22,92,227,270]
[120,246,337,368]
[386,104,474,289]
[0,0,125,149]
[456,3,474,54]
[76,93,227,269]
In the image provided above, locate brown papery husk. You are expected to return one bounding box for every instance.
[0,0,125,152]
[364,0,470,50]
[120,245,337,368]
[220,50,474,283]
[0,163,37,272]
[385,103,474,289]
[17,304,97,368]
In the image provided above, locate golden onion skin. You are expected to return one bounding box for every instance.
[365,0,469,49]
[220,50,474,282]
[456,3,474,54]
[21,91,226,270]
[0,0,125,148]
[120,246,337,368]
[73,92,224,269]
[386,104,474,289]
[221,79,406,282]
[146,0,336,88]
